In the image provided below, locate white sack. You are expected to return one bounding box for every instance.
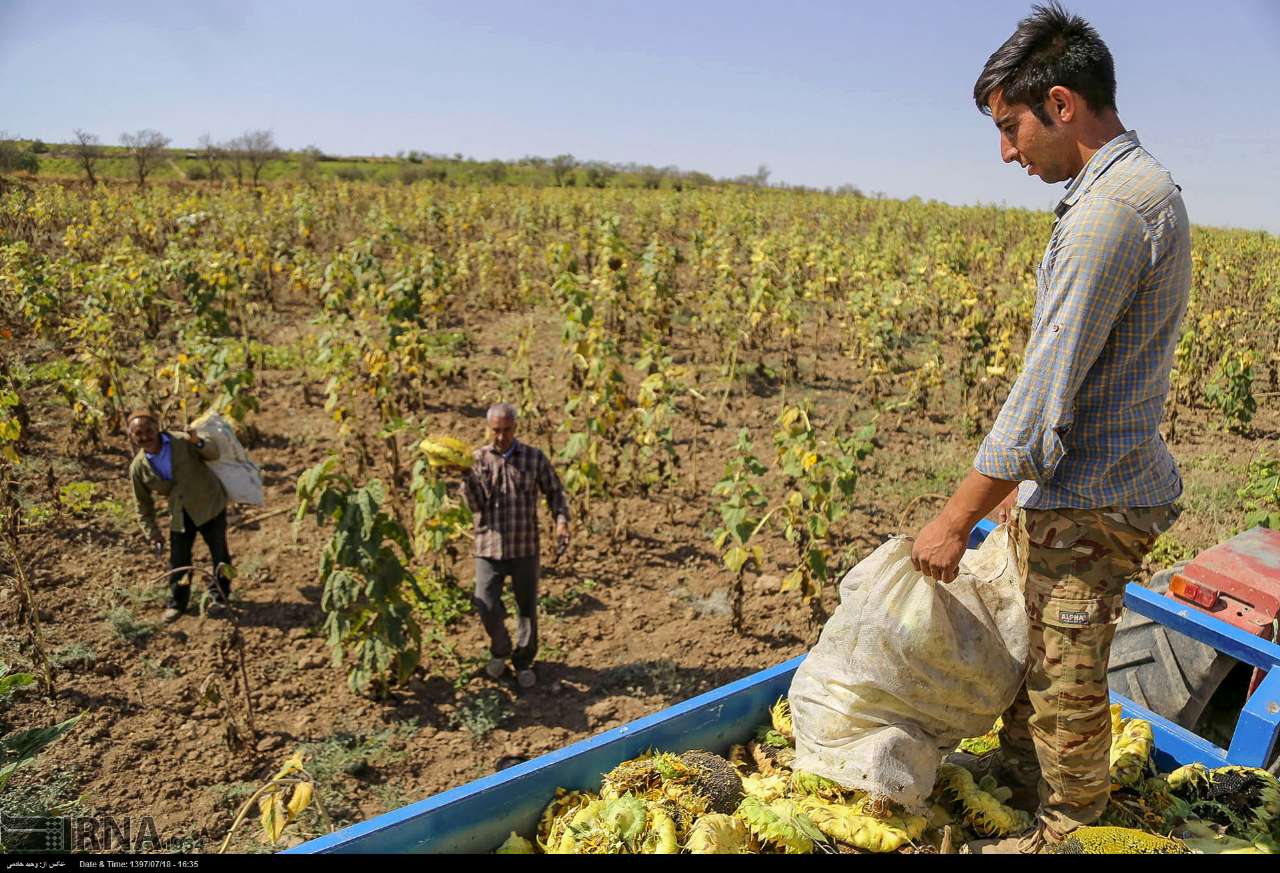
[191,410,264,506]
[789,526,1028,810]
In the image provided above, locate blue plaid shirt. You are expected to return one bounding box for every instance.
[974,131,1191,509]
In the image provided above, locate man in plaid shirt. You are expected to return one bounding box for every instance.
[462,403,570,689]
[911,3,1189,852]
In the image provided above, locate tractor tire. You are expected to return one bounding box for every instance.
[1107,566,1238,729]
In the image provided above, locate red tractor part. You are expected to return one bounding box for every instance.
[1167,526,1280,696]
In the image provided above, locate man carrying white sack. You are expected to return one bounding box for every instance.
[910,1,1187,854]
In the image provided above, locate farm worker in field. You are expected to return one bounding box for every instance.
[910,2,1188,853]
[127,409,234,622]
[461,402,571,689]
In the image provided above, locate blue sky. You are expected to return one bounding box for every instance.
[4,1,1278,231]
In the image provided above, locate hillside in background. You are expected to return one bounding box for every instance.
[0,135,786,192]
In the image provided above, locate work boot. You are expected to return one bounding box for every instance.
[517,668,537,689]
[485,658,506,679]
[1017,822,1067,854]
[162,607,183,624]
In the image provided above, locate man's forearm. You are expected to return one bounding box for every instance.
[133,477,159,542]
[459,470,481,513]
[937,470,1019,534]
[540,468,570,525]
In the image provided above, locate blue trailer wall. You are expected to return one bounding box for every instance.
[292,519,1280,854]
[290,658,801,853]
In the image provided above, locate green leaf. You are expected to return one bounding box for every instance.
[723,546,751,575]
[0,671,36,700]
[0,713,81,791]
[1244,509,1280,530]
[721,505,747,531]
[559,431,589,461]
[807,548,828,581]
[355,490,377,541]
[385,521,412,557]
[331,528,351,562]
[321,569,353,611]
[835,473,858,497]
[792,811,828,846]
[297,456,337,501]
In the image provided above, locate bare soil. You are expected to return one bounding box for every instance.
[5,302,1275,853]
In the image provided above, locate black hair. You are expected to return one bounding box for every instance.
[973,1,1116,125]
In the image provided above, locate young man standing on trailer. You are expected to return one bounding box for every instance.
[910,2,1190,852]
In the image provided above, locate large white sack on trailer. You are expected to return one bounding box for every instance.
[789,526,1029,810]
[191,410,265,506]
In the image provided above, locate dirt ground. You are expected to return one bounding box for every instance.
[4,300,1275,853]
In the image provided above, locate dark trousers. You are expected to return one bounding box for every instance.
[169,510,232,610]
[473,556,539,670]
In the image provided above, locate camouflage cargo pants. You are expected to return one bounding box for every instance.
[998,504,1179,839]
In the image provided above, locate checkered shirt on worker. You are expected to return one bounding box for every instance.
[463,440,570,559]
[974,131,1192,509]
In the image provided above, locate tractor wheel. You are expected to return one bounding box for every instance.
[1107,566,1238,729]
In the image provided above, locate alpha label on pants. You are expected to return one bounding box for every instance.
[1035,594,1120,629]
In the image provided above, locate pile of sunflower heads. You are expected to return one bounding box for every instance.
[496,700,1280,854]
[1065,705,1280,853]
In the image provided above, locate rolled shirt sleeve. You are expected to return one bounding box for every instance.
[537,450,571,525]
[461,457,485,515]
[131,463,162,542]
[975,197,1149,485]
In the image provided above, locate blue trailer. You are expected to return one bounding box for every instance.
[291,520,1280,854]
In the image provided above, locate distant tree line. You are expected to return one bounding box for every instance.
[43,128,282,188]
[389,151,723,191]
[191,130,282,186]
[4,130,868,196]
[0,133,41,184]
